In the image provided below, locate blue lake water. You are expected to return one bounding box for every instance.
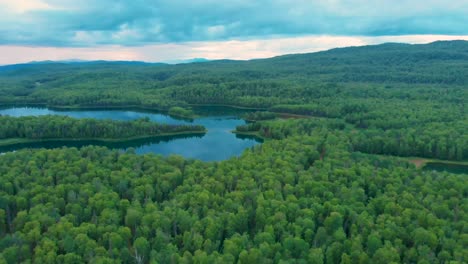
[0,107,262,161]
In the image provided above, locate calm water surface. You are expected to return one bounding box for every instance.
[0,107,262,161]
[423,162,468,175]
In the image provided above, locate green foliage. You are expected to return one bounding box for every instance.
[236,118,467,161]
[168,106,195,119]
[1,42,467,113]
[0,132,465,262]
[0,41,467,263]
[0,115,205,142]
[1,43,466,160]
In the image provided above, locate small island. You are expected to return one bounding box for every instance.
[0,115,206,147]
[168,106,196,119]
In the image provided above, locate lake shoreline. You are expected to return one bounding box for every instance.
[0,130,207,148]
[0,103,312,120]
[0,102,261,114]
[0,106,262,160]
[231,131,266,141]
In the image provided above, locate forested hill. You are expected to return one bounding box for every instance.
[1,40,467,82]
[0,42,465,117]
[1,40,467,81]
[269,40,468,63]
[0,40,466,125]
[255,40,468,84]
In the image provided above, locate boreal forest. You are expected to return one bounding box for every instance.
[0,41,467,263]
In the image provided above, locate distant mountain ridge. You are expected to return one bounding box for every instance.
[26,60,158,66]
[165,58,211,64]
[5,58,212,67]
[1,40,466,69]
[0,58,216,71]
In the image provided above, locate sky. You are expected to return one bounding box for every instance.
[0,0,467,64]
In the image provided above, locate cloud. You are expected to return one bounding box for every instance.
[0,0,56,13]
[1,34,467,65]
[0,0,467,46]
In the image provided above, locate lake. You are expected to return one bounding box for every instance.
[0,107,262,161]
[423,162,468,175]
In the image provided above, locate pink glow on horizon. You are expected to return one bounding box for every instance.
[0,35,467,65]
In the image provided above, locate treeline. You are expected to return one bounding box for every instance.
[0,133,465,263]
[349,121,467,161]
[236,118,467,161]
[267,98,465,130]
[0,115,205,141]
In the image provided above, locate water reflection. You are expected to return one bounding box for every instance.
[0,106,262,161]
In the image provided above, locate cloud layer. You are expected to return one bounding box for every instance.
[0,0,467,46]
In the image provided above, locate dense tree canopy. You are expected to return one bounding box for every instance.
[0,115,205,143]
[0,41,467,263]
[0,133,465,263]
[236,118,467,161]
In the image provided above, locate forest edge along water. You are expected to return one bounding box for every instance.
[366,155,468,175]
[1,106,466,171]
[421,161,468,174]
[0,106,263,161]
[405,157,468,175]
